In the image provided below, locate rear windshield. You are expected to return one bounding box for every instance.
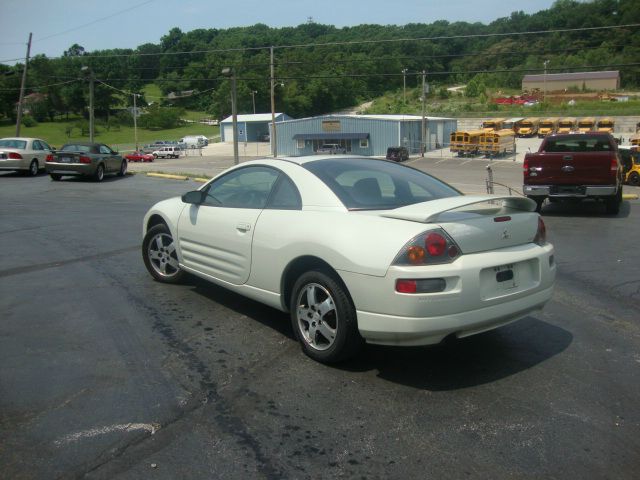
[61,144,97,153]
[303,158,460,210]
[543,135,613,152]
[0,139,27,149]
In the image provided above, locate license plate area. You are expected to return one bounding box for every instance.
[480,259,539,300]
[59,156,73,163]
[550,185,586,196]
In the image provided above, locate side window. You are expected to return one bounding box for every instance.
[204,166,279,209]
[32,140,42,150]
[99,145,111,154]
[41,141,52,151]
[266,175,302,210]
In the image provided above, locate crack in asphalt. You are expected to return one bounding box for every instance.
[0,246,139,278]
[81,266,287,479]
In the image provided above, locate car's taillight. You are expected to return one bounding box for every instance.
[610,158,618,172]
[46,154,54,162]
[395,278,446,294]
[392,228,461,266]
[8,152,22,159]
[534,216,547,246]
[79,156,91,164]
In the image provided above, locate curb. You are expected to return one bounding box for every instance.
[146,173,189,181]
[623,193,639,200]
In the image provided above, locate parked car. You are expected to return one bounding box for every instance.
[316,143,347,154]
[124,151,154,163]
[179,135,207,148]
[0,137,53,176]
[523,132,624,214]
[142,156,555,364]
[386,146,409,162]
[45,142,127,182]
[153,146,180,159]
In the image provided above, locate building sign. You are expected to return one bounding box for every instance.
[322,120,341,132]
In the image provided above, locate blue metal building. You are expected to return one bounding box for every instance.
[221,113,292,143]
[273,114,457,157]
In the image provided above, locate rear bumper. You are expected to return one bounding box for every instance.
[45,162,96,176]
[523,184,617,197]
[0,159,29,170]
[339,243,556,346]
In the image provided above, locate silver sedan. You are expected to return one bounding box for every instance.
[0,137,53,176]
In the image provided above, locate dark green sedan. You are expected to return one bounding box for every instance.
[45,142,127,182]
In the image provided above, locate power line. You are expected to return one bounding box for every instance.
[28,23,640,61]
[35,0,157,42]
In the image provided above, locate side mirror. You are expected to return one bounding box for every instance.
[182,190,206,205]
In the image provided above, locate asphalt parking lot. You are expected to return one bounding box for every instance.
[1,161,639,479]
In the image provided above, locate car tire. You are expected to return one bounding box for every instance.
[628,171,640,186]
[142,224,186,284]
[117,160,127,177]
[605,188,622,215]
[50,173,61,181]
[28,159,39,176]
[528,196,544,213]
[94,164,105,182]
[290,270,363,364]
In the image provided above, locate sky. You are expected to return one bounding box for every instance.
[0,0,557,63]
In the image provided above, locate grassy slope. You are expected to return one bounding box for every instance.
[0,118,219,151]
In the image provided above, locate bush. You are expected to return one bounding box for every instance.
[21,115,37,127]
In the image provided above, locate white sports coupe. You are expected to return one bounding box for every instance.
[142,157,556,363]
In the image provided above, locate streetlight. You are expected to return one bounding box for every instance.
[543,60,549,104]
[250,90,257,114]
[402,68,408,105]
[221,67,239,165]
[81,66,95,142]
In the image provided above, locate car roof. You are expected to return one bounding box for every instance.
[0,137,43,141]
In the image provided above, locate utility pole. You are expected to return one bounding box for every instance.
[402,68,408,105]
[133,93,139,151]
[15,32,32,137]
[270,46,278,157]
[88,72,95,142]
[221,67,239,165]
[421,70,427,157]
[543,60,549,104]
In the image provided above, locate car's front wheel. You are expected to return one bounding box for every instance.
[290,270,362,363]
[142,224,185,284]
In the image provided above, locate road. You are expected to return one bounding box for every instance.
[1,165,639,479]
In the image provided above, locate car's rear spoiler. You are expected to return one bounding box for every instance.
[380,195,536,223]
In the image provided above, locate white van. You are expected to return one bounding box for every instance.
[180,135,208,148]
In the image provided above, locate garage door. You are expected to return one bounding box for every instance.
[223,124,234,142]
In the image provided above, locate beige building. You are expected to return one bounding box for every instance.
[522,71,620,93]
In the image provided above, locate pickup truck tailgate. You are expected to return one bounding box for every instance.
[525,151,615,185]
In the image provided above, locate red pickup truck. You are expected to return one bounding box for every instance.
[523,133,623,214]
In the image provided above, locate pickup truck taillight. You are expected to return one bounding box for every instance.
[523,158,529,178]
[610,158,618,172]
[8,152,22,159]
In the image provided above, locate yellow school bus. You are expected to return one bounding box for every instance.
[557,117,577,134]
[597,117,615,134]
[481,118,507,131]
[450,129,485,156]
[478,129,516,157]
[538,118,559,137]
[518,117,540,137]
[577,117,596,133]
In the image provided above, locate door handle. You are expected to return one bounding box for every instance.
[236,222,251,232]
